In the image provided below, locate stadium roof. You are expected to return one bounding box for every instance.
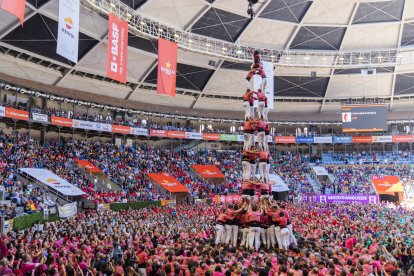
[1,0,414,116]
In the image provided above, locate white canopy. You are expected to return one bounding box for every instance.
[312,166,329,176]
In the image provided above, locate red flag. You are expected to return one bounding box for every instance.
[157,38,177,96]
[106,13,128,83]
[1,0,26,26]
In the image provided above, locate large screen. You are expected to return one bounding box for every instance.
[341,104,387,132]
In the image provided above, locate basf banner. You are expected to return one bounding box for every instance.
[19,168,85,196]
[157,38,177,96]
[342,104,387,132]
[107,14,128,83]
[56,0,80,63]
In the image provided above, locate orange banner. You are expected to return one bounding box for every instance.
[51,116,72,127]
[392,135,414,143]
[202,133,221,141]
[167,131,185,139]
[148,173,188,193]
[275,136,296,144]
[5,107,29,121]
[150,129,167,137]
[370,175,402,195]
[112,125,131,134]
[1,0,26,26]
[75,160,102,173]
[106,14,128,83]
[157,38,177,96]
[191,165,225,178]
[352,136,372,143]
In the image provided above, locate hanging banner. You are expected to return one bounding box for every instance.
[185,132,202,140]
[147,173,188,193]
[202,133,221,141]
[296,136,314,144]
[191,165,225,178]
[5,107,29,121]
[253,61,274,109]
[1,0,26,26]
[392,135,414,143]
[75,159,102,173]
[312,194,379,204]
[167,131,185,139]
[333,136,352,144]
[56,0,80,63]
[111,125,131,134]
[370,175,403,195]
[58,202,77,218]
[150,129,167,137]
[275,136,296,144]
[51,116,73,127]
[372,135,392,143]
[352,136,372,143]
[130,127,148,136]
[220,134,239,141]
[107,13,128,83]
[157,38,177,96]
[31,113,49,123]
[313,136,332,144]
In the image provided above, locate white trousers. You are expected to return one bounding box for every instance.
[267,225,275,249]
[243,102,253,120]
[257,131,265,151]
[259,162,268,182]
[264,135,269,151]
[250,163,257,180]
[241,227,249,247]
[258,102,265,119]
[249,227,261,251]
[275,226,282,249]
[242,161,251,181]
[263,107,268,121]
[243,133,253,150]
[231,225,239,247]
[215,224,225,245]
[287,224,297,246]
[280,228,289,250]
[260,228,267,245]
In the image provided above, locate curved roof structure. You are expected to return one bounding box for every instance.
[0,0,414,117]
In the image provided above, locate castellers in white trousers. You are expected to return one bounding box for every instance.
[266,225,275,249]
[215,224,225,245]
[275,226,282,249]
[225,224,239,247]
[256,131,266,151]
[280,227,290,250]
[287,224,298,246]
[243,101,253,121]
[243,133,253,151]
[249,226,261,251]
[240,227,249,247]
[242,161,251,181]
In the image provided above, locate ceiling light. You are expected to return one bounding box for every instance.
[322,57,327,61]
[377,55,383,59]
[358,56,363,60]
[285,56,291,60]
[270,54,275,58]
[140,21,146,26]
[158,28,163,32]
[110,3,115,7]
[236,50,242,54]
[126,13,132,17]
[206,43,211,47]
[222,47,227,51]
[174,33,179,38]
[396,53,402,58]
[188,39,193,43]
[304,56,310,60]
[338,57,344,61]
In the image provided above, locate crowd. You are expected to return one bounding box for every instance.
[322,152,413,165]
[0,201,413,275]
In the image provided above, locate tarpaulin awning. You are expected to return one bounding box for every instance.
[148,173,189,193]
[370,175,404,195]
[191,165,225,178]
[75,159,102,173]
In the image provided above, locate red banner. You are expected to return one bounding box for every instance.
[106,14,128,83]
[150,129,167,137]
[1,0,26,26]
[352,136,372,143]
[202,133,221,141]
[275,136,296,144]
[211,194,242,204]
[112,125,131,134]
[191,165,225,178]
[370,175,403,195]
[75,160,102,173]
[392,135,414,143]
[157,38,177,96]
[148,173,188,193]
[167,131,185,139]
[5,107,28,121]
[51,116,72,127]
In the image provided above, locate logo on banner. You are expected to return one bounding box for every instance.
[157,38,177,96]
[342,112,352,122]
[162,180,176,187]
[107,14,128,83]
[46,178,60,185]
[64,17,73,29]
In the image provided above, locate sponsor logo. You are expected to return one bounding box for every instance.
[202,170,216,175]
[110,22,119,73]
[162,180,176,187]
[46,178,60,185]
[342,112,352,122]
[160,61,176,76]
[64,17,73,29]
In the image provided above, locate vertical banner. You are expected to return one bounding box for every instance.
[1,0,26,26]
[106,14,128,83]
[253,61,274,108]
[157,38,177,96]
[56,0,80,63]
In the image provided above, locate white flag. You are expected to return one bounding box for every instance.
[57,0,80,63]
[253,61,274,109]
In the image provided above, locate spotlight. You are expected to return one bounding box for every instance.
[246,0,258,19]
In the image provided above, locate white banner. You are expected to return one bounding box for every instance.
[19,168,85,196]
[32,113,49,123]
[312,166,329,176]
[185,132,202,140]
[57,0,80,63]
[72,119,96,131]
[313,136,333,144]
[372,135,392,143]
[58,202,77,218]
[253,61,274,109]
[0,106,5,117]
[255,174,289,192]
[130,127,148,136]
[97,123,112,133]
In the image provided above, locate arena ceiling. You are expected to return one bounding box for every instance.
[1,0,414,115]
